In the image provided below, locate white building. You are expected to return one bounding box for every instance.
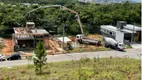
[78,0,95,3]
[100,21,141,44]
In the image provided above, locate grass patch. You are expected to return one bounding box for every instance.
[0,58,140,80]
[125,45,132,49]
[66,47,111,53]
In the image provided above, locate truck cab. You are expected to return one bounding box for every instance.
[76,34,84,43]
[117,43,124,51]
[76,34,84,39]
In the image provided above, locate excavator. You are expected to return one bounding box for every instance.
[26,5,101,53]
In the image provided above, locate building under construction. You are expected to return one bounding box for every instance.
[12,22,49,51]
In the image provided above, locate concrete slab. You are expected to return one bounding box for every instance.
[130,43,142,49]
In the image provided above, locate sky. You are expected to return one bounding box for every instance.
[132,0,141,2]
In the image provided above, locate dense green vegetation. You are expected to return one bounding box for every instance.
[0,0,78,5]
[0,1,140,37]
[0,58,140,80]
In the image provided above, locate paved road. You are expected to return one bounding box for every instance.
[0,48,141,68]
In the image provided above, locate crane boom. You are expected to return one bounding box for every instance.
[61,6,84,35]
[26,5,84,35]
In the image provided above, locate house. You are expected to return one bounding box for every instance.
[78,0,94,3]
[78,0,124,3]
[12,22,49,51]
[100,21,141,44]
[21,3,31,7]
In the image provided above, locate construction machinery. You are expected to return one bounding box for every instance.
[76,34,101,46]
[103,37,124,51]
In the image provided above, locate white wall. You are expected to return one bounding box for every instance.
[115,31,124,43]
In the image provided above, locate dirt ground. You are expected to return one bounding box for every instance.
[65,34,105,53]
[87,34,103,41]
[1,34,104,56]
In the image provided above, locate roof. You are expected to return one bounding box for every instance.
[13,34,34,40]
[14,27,48,34]
[124,24,142,31]
[101,24,142,33]
[117,21,126,23]
[13,28,49,40]
[58,37,71,43]
[100,25,118,32]
[22,3,31,6]
[13,27,27,34]
[31,29,49,35]
[26,22,35,25]
[121,29,136,33]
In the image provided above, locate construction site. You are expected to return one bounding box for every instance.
[1,5,141,57]
[1,24,103,56]
[1,35,103,57]
[1,23,103,56]
[0,5,104,56]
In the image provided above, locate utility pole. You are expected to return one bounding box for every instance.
[12,34,14,53]
[62,23,65,54]
[131,23,135,43]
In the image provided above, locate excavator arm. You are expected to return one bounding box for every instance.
[26,5,84,35]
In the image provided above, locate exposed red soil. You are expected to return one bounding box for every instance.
[2,38,12,56]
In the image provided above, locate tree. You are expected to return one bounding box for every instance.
[0,2,141,37]
[33,41,47,74]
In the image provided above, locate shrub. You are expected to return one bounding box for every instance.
[33,41,47,74]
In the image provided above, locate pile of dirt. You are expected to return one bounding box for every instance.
[2,38,12,56]
[49,40,62,52]
[87,34,103,41]
[44,38,49,49]
[69,36,76,42]
[44,38,63,55]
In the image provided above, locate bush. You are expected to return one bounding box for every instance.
[33,41,47,74]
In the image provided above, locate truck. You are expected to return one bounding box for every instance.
[103,37,124,51]
[76,34,101,46]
